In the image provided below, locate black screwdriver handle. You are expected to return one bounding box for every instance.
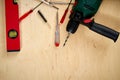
[38,10,47,23]
[88,22,119,42]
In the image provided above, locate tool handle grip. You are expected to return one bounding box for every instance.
[89,22,119,42]
[19,9,33,22]
[38,10,47,22]
[60,9,68,24]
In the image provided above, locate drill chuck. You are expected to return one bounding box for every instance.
[66,11,82,33]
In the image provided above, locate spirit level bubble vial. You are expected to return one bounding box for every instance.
[5,0,20,52]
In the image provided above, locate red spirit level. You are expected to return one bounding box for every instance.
[5,0,20,52]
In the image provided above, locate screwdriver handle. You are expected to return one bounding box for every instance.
[60,9,68,24]
[88,22,119,42]
[38,10,47,23]
[19,9,33,22]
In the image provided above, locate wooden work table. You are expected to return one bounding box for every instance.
[0,0,120,80]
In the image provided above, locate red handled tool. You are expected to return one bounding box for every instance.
[60,0,72,24]
[19,2,43,22]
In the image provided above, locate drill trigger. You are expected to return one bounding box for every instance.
[83,19,92,24]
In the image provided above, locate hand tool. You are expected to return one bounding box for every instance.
[5,0,20,52]
[19,2,43,22]
[38,10,51,28]
[49,1,74,5]
[55,10,60,47]
[60,0,72,24]
[63,0,119,46]
[40,0,59,10]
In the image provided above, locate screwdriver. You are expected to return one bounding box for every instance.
[41,0,59,10]
[49,1,74,5]
[55,10,60,47]
[19,2,43,22]
[60,0,72,24]
[38,10,51,28]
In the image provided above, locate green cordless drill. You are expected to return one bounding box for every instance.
[63,0,119,46]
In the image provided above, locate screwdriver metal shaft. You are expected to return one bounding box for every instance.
[63,32,71,47]
[49,2,74,5]
[41,0,59,10]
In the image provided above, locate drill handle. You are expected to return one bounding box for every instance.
[85,20,119,42]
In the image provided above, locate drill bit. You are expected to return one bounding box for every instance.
[63,32,71,47]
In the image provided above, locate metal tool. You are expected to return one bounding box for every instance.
[41,0,59,10]
[38,10,51,28]
[55,10,60,47]
[49,1,74,5]
[19,2,43,22]
[63,32,70,47]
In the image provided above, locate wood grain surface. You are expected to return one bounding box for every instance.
[0,0,120,80]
